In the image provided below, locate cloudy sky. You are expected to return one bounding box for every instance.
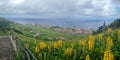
[0,0,120,28]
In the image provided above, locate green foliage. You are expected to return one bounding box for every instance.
[93,22,107,34]
[94,18,120,34]
[0,17,13,32]
[109,18,120,29]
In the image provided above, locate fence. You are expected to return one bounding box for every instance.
[10,30,38,60]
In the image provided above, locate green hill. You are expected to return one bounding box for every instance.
[0,17,86,41]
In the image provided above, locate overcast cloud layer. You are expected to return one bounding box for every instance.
[0,0,120,18]
[0,0,120,28]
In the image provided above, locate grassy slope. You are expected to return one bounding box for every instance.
[14,24,87,54]
[14,24,87,41]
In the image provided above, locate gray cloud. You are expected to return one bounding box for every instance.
[0,0,119,18]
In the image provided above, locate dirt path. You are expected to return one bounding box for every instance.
[0,36,15,60]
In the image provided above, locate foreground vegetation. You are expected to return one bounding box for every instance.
[17,28,120,60]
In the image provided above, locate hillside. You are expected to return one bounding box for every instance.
[1,17,120,60]
[0,17,86,41]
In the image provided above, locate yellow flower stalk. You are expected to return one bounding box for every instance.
[58,40,62,47]
[79,40,85,47]
[54,42,58,49]
[118,30,120,37]
[103,49,114,60]
[106,37,113,49]
[108,28,112,33]
[98,33,102,40]
[109,52,114,60]
[89,35,95,41]
[65,47,72,57]
[103,50,109,60]
[88,35,95,50]
[35,46,39,53]
[85,54,90,60]
[39,42,47,50]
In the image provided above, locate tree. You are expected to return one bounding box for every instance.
[0,17,12,32]
[102,22,107,31]
[93,22,107,34]
[93,18,120,34]
[108,18,120,29]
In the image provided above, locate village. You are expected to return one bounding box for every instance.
[32,23,93,35]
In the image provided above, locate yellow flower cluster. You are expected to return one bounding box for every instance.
[39,42,47,50]
[98,33,103,40]
[54,42,58,49]
[58,40,62,47]
[79,40,86,47]
[53,40,63,49]
[85,54,90,60]
[106,37,113,49]
[103,49,114,60]
[65,47,72,57]
[88,35,95,50]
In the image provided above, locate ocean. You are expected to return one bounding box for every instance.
[1,16,115,29]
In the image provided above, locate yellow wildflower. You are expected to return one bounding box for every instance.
[39,42,47,50]
[79,40,85,47]
[103,49,114,60]
[108,28,112,33]
[106,37,113,49]
[58,40,62,47]
[35,46,39,53]
[109,52,114,60]
[85,54,90,60]
[89,35,95,41]
[118,30,120,37]
[54,42,58,49]
[65,47,72,57]
[88,35,95,50]
[98,33,102,40]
